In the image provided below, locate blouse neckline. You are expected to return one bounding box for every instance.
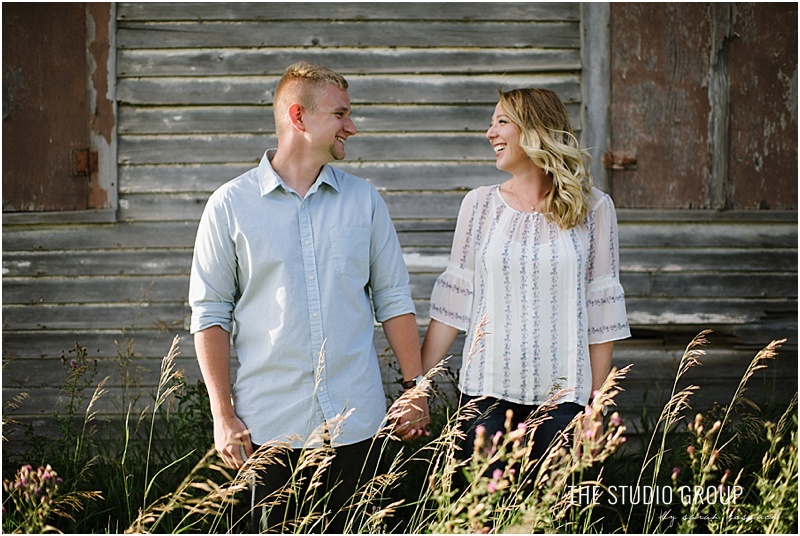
[494,184,547,217]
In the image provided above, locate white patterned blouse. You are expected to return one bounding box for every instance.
[429,184,631,407]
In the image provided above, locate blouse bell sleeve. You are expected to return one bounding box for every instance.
[586,193,632,344]
[428,190,480,332]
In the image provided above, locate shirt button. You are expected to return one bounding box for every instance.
[312,313,319,319]
[304,239,311,245]
[308,275,315,281]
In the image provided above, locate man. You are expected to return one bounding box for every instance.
[189,62,429,533]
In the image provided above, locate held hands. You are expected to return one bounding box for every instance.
[388,390,431,441]
[213,414,253,469]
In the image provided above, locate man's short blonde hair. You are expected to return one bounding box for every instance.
[273,62,349,134]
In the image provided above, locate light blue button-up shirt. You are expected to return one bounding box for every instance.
[189,150,415,448]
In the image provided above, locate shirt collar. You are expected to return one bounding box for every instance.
[257,149,341,197]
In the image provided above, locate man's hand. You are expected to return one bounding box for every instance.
[388,392,430,441]
[214,414,253,469]
[195,327,251,468]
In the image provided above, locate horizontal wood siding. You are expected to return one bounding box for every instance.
[3,3,796,434]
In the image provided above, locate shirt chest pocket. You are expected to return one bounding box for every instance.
[330,226,371,282]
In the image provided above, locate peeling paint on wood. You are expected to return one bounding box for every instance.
[727,3,798,209]
[609,3,712,208]
[609,2,797,210]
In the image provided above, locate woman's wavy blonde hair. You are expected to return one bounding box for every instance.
[498,88,593,229]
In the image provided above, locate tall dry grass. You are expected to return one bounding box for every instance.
[2,330,796,533]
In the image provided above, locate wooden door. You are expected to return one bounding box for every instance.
[607,3,797,209]
[2,3,91,212]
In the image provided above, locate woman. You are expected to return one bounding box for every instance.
[421,88,631,465]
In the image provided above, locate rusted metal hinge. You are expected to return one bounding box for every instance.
[603,152,637,171]
[73,148,98,176]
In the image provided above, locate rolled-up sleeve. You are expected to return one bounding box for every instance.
[586,194,631,344]
[189,194,237,333]
[368,190,415,323]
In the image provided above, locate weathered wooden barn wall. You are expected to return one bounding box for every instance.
[2,1,583,424]
[2,3,796,440]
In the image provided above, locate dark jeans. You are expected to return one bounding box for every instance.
[250,438,380,534]
[457,392,583,473]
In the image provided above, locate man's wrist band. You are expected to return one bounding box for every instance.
[402,375,425,390]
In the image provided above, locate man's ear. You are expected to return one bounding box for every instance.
[287,103,305,131]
